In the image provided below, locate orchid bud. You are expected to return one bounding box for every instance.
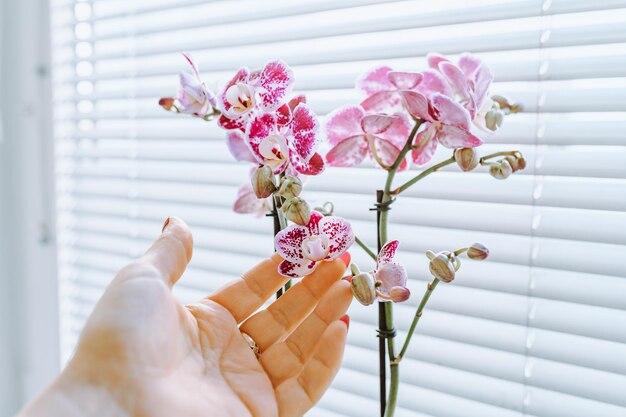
[454,148,479,172]
[277,175,303,199]
[467,243,489,260]
[159,97,175,111]
[488,159,513,180]
[389,286,411,303]
[485,108,504,131]
[251,165,276,198]
[429,252,455,283]
[504,155,527,173]
[282,197,311,225]
[350,272,376,306]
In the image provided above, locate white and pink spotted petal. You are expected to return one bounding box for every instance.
[319,216,355,261]
[411,127,439,166]
[226,131,258,163]
[275,224,309,262]
[458,53,482,77]
[278,259,318,278]
[275,103,292,126]
[218,114,247,131]
[431,93,472,129]
[360,91,402,113]
[378,112,412,150]
[361,114,395,135]
[256,60,294,111]
[290,104,320,161]
[417,69,451,97]
[219,67,250,112]
[377,240,399,268]
[375,262,408,298]
[288,94,307,111]
[292,151,325,176]
[246,112,277,160]
[437,125,483,149]
[325,136,368,167]
[306,210,325,236]
[373,138,403,168]
[324,105,366,146]
[400,90,431,121]
[356,66,394,96]
[388,71,423,90]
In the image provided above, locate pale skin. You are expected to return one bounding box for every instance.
[18,217,352,417]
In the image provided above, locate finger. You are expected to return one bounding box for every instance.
[205,253,289,323]
[259,280,351,385]
[274,320,348,417]
[239,253,350,352]
[137,216,193,287]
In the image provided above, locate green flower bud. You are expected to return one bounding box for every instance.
[454,148,479,172]
[282,197,311,225]
[251,165,276,198]
[277,175,303,199]
[350,272,376,306]
[467,243,489,260]
[429,252,455,283]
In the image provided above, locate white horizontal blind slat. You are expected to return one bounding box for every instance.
[50,0,626,416]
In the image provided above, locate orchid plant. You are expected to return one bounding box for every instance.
[160,52,524,417]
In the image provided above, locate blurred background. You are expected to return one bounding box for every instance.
[1,0,626,416]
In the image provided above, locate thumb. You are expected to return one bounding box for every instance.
[139,216,193,288]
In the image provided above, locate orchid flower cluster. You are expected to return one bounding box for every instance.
[160,52,524,417]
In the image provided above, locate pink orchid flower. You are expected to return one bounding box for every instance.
[325,105,411,170]
[172,53,216,117]
[402,91,483,165]
[427,53,494,129]
[275,211,355,278]
[246,103,324,176]
[233,183,271,217]
[372,240,410,303]
[217,60,294,130]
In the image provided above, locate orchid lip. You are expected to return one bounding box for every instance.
[259,134,289,168]
[301,234,330,261]
[226,83,255,114]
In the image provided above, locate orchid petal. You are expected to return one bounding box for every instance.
[375,262,408,299]
[427,53,449,69]
[411,126,438,166]
[417,69,451,97]
[373,138,403,168]
[275,224,309,262]
[292,151,325,176]
[439,62,471,104]
[356,66,394,95]
[431,93,471,129]
[377,240,399,268]
[219,67,250,114]
[458,53,482,77]
[400,90,431,121]
[472,65,494,111]
[319,216,355,260]
[361,114,395,135]
[246,112,277,157]
[218,114,247,130]
[288,94,307,111]
[278,259,318,278]
[226,131,257,163]
[437,125,483,148]
[256,60,294,111]
[233,184,270,218]
[388,71,422,90]
[360,91,402,113]
[325,136,368,167]
[378,113,412,150]
[307,210,325,235]
[290,104,320,161]
[325,105,365,146]
[275,103,292,126]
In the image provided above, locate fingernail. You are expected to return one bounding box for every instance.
[339,252,351,269]
[340,314,350,330]
[162,217,171,232]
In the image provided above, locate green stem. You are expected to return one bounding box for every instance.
[355,235,377,261]
[384,302,399,416]
[397,278,440,361]
[479,150,521,163]
[390,156,456,196]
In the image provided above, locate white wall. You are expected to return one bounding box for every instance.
[0,0,60,415]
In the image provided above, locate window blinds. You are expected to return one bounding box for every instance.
[50,1,626,416]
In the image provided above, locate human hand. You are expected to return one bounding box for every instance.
[19,217,352,417]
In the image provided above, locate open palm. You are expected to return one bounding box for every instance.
[58,217,352,417]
